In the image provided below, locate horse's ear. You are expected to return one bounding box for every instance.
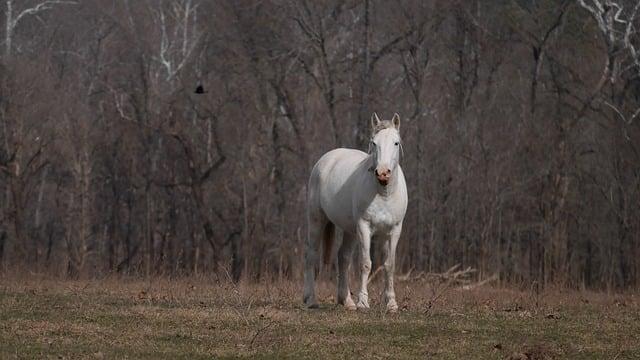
[392,113,400,130]
[371,112,382,131]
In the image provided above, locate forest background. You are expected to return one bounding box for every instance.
[1,0,639,290]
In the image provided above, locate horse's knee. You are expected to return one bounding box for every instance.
[305,249,317,260]
[362,258,372,273]
[305,249,318,267]
[338,251,350,266]
[384,258,395,272]
[338,246,351,262]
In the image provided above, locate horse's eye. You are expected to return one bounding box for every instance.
[394,142,399,146]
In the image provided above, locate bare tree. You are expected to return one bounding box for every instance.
[4,0,76,58]
[0,0,638,288]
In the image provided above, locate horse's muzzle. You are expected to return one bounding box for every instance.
[375,168,391,186]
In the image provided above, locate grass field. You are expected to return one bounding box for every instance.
[1,275,639,359]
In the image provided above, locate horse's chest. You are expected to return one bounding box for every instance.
[363,199,399,233]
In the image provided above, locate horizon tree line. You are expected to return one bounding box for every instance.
[0,0,639,290]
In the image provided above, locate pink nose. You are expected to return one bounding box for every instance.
[375,168,391,184]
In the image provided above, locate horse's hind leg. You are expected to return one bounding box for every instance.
[303,199,328,308]
[337,232,356,310]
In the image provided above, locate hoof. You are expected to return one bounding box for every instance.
[303,293,318,309]
[386,298,398,313]
[344,297,357,311]
[356,300,370,310]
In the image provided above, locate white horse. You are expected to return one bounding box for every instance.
[303,113,408,312]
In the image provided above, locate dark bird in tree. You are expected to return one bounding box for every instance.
[195,85,206,94]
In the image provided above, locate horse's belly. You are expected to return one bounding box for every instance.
[322,196,358,233]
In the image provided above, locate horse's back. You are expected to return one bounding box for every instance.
[310,148,367,189]
[312,148,367,175]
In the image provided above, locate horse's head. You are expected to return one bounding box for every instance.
[369,113,401,186]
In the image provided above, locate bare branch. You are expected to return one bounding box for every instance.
[12,1,77,28]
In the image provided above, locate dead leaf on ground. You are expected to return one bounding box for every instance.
[508,352,528,360]
[508,344,556,360]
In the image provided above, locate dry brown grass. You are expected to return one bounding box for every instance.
[1,273,639,359]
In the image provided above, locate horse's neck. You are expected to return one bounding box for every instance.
[377,176,398,197]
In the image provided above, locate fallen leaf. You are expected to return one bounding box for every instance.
[508,353,528,360]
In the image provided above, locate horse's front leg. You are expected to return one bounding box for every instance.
[356,220,372,310]
[383,223,402,313]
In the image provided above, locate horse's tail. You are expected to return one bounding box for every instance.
[322,222,335,265]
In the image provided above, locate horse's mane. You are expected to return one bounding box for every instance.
[372,120,396,134]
